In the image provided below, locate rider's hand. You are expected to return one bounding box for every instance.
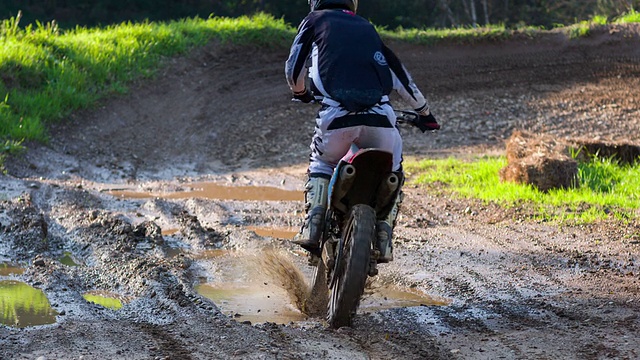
[415,107,440,132]
[292,89,315,103]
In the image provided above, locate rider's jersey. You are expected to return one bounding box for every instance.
[285,9,428,112]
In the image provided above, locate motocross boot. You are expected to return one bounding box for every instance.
[376,190,403,263]
[293,176,330,255]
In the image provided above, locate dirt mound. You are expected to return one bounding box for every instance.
[569,138,640,165]
[500,130,578,191]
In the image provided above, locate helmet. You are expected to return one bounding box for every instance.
[309,0,358,12]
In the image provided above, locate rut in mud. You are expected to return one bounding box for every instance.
[1,25,640,359]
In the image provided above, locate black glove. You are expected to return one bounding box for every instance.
[415,112,440,132]
[292,89,315,103]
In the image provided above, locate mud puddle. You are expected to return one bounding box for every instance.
[0,263,25,276]
[360,284,450,312]
[194,248,447,324]
[109,182,303,201]
[59,252,81,267]
[248,226,298,240]
[0,280,58,328]
[83,290,129,310]
[196,282,307,324]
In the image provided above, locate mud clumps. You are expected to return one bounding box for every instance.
[165,282,191,307]
[2,195,49,259]
[132,221,164,245]
[256,249,311,315]
[500,130,578,191]
[176,210,226,249]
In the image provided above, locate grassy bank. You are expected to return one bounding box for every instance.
[0,12,295,161]
[1,10,639,158]
[405,156,640,223]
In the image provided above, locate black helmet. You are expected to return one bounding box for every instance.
[309,0,358,12]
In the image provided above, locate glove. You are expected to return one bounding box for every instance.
[292,89,315,103]
[414,107,440,132]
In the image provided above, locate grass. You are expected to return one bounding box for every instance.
[405,155,640,223]
[565,9,640,38]
[0,12,295,156]
[615,9,640,23]
[378,23,532,45]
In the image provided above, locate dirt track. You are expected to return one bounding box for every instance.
[1,25,640,359]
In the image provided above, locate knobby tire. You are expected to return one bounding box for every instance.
[327,204,375,328]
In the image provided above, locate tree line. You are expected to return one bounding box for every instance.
[2,0,638,29]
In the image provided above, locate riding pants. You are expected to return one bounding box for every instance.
[308,97,403,176]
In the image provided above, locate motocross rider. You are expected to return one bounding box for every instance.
[285,0,439,262]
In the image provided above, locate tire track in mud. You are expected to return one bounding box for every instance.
[135,323,195,360]
[386,187,640,359]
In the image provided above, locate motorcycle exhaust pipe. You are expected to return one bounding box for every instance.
[340,164,356,181]
[376,173,399,211]
[332,164,356,204]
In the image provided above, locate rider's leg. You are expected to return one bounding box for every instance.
[293,174,330,253]
[376,182,403,263]
[360,116,404,263]
[294,105,350,253]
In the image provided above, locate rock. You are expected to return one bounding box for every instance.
[34,259,46,267]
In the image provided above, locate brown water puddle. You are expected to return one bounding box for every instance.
[0,263,25,276]
[161,228,179,236]
[110,182,303,202]
[360,285,450,312]
[194,249,448,324]
[196,249,308,324]
[196,282,307,324]
[0,280,58,328]
[248,226,298,240]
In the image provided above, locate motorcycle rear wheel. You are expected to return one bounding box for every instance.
[327,204,375,328]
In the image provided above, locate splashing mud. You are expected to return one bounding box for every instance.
[196,248,310,324]
[254,249,311,314]
[195,247,448,324]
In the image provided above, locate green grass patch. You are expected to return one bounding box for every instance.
[564,9,639,38]
[0,12,295,156]
[405,156,640,223]
[615,9,640,23]
[378,24,531,45]
[564,15,609,38]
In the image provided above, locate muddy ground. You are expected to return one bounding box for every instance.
[1,24,640,359]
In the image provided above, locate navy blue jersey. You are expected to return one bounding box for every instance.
[285,9,428,112]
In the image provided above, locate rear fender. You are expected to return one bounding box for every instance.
[328,144,393,214]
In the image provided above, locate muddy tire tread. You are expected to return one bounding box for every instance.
[327,204,375,328]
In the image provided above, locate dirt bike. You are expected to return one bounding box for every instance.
[307,110,424,328]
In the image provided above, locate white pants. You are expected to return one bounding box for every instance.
[308,99,403,176]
